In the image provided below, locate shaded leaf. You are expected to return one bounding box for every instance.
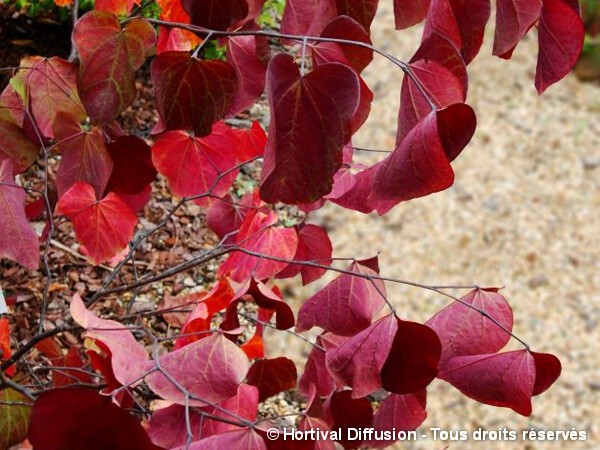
[394,0,430,30]
[0,159,39,269]
[281,0,337,37]
[493,0,542,58]
[260,54,360,204]
[0,388,31,450]
[56,182,137,264]
[535,0,584,93]
[323,390,373,450]
[146,333,249,406]
[299,334,346,397]
[206,193,255,244]
[28,388,160,450]
[425,288,513,366]
[73,11,156,124]
[0,110,39,174]
[70,294,149,387]
[105,136,157,196]
[247,357,297,401]
[336,0,379,30]
[531,351,562,396]
[181,0,249,30]
[151,52,238,136]
[297,259,386,335]
[35,338,91,387]
[201,384,259,437]
[53,113,113,198]
[181,428,266,450]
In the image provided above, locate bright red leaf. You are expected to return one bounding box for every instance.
[151,52,238,136]
[95,0,139,15]
[180,428,267,450]
[156,0,201,53]
[297,258,386,335]
[206,192,257,243]
[260,54,360,204]
[70,294,149,387]
[394,0,430,30]
[0,318,15,377]
[233,121,267,161]
[426,288,514,366]
[146,333,250,406]
[0,159,40,269]
[276,224,333,285]
[53,113,113,198]
[531,351,562,395]
[28,388,161,450]
[73,11,156,124]
[201,384,259,437]
[56,182,137,264]
[535,0,584,94]
[218,210,298,282]
[151,123,240,204]
[493,0,542,58]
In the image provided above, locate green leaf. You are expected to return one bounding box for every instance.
[0,388,31,450]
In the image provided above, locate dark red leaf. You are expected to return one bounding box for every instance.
[247,357,298,401]
[366,391,427,448]
[28,388,161,450]
[438,350,536,416]
[297,259,386,335]
[281,0,337,37]
[73,12,156,124]
[181,0,249,30]
[299,334,346,397]
[146,333,250,405]
[336,0,379,30]
[151,52,238,136]
[370,104,476,214]
[425,288,513,366]
[35,338,91,387]
[380,319,441,394]
[493,0,542,58]
[182,428,266,450]
[260,54,360,204]
[394,0,430,30]
[56,182,137,264]
[323,390,373,450]
[206,193,255,243]
[0,159,39,269]
[535,0,584,94]
[423,0,491,64]
[227,35,269,115]
[53,113,113,198]
[218,210,298,282]
[531,351,561,396]
[105,136,157,196]
[151,123,240,204]
[0,110,40,174]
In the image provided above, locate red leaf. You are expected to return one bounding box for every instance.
[366,391,427,448]
[95,0,139,15]
[297,259,385,335]
[70,294,149,386]
[56,182,137,264]
[218,210,298,282]
[227,35,268,115]
[105,136,157,196]
[200,384,260,436]
[535,0,584,94]
[0,318,15,377]
[156,0,201,53]
[438,350,536,416]
[28,388,160,450]
[0,110,40,174]
[335,0,380,30]
[247,357,298,401]
[299,334,346,397]
[19,56,86,139]
[151,52,238,136]
[35,338,91,387]
[397,32,467,143]
[323,390,373,450]
[425,288,513,366]
[493,0,542,58]
[146,333,250,405]
[424,0,491,64]
[147,403,203,448]
[73,12,156,124]
[531,351,561,396]
[182,0,249,30]
[312,16,374,74]
[182,428,266,450]
[260,54,360,204]
[206,193,255,243]
[233,121,268,161]
[0,159,39,269]
[276,224,333,285]
[380,319,441,394]
[53,113,113,198]
[151,123,240,204]
[281,0,337,37]
[326,315,397,397]
[370,104,476,215]
[394,0,430,30]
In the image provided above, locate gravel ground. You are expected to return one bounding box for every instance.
[272,4,599,450]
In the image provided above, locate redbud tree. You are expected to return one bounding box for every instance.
[0,0,584,449]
